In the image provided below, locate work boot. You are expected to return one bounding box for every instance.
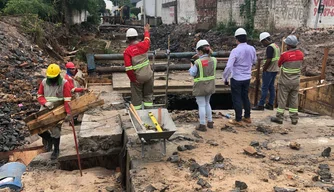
[265,103,274,110]
[39,132,52,152]
[271,117,283,124]
[291,119,298,125]
[51,137,60,160]
[252,105,264,111]
[207,121,214,129]
[228,119,243,126]
[195,124,207,132]
[242,117,252,124]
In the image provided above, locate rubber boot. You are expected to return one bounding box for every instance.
[38,131,52,152]
[271,117,283,124]
[51,137,60,160]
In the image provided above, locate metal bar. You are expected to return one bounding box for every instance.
[254,59,262,105]
[94,51,230,60]
[95,63,227,73]
[320,47,329,82]
[164,35,171,107]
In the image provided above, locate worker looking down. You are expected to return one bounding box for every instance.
[252,32,280,111]
[189,40,216,132]
[271,35,304,125]
[223,28,257,126]
[123,24,153,110]
[64,62,87,95]
[37,64,72,160]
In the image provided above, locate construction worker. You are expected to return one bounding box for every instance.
[252,32,280,111]
[223,28,257,126]
[123,24,153,110]
[189,40,216,132]
[37,64,72,160]
[64,62,87,96]
[271,35,304,125]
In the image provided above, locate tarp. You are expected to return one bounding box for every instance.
[0,162,26,190]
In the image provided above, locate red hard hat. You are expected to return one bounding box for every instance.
[65,62,75,69]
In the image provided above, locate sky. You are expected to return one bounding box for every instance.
[104,0,114,10]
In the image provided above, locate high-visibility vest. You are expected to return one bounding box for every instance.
[194,57,217,82]
[264,43,280,72]
[41,78,71,102]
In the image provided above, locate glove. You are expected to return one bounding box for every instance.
[64,114,72,122]
[44,102,54,109]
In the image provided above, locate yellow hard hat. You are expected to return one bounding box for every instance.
[46,64,61,78]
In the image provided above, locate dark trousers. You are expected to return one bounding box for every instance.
[231,78,251,122]
[258,72,278,106]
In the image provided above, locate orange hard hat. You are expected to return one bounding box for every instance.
[65,62,75,69]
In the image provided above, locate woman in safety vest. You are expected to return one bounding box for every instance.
[189,40,217,132]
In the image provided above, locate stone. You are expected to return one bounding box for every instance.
[250,141,260,147]
[198,166,209,177]
[184,145,196,150]
[321,147,331,157]
[172,151,178,155]
[328,187,334,192]
[273,187,297,192]
[177,145,187,151]
[213,153,224,163]
[197,178,211,188]
[289,142,301,150]
[206,140,218,146]
[243,146,257,155]
[192,130,203,139]
[105,186,115,192]
[230,189,241,192]
[312,175,319,181]
[167,155,179,163]
[189,162,200,172]
[319,164,330,170]
[221,125,237,133]
[235,181,247,190]
[256,126,273,134]
[270,155,280,161]
[214,163,224,169]
[145,184,157,192]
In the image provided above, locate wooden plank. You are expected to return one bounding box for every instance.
[320,47,329,82]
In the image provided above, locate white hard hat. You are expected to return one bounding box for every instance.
[196,40,210,50]
[234,28,247,37]
[126,28,138,37]
[284,35,299,46]
[259,32,271,42]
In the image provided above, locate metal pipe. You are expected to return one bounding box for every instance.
[95,63,227,73]
[94,51,230,60]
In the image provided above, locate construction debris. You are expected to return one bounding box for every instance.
[321,147,331,157]
[235,181,248,190]
[273,187,298,192]
[289,142,301,150]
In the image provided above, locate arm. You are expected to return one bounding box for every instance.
[263,46,274,71]
[63,81,72,114]
[37,82,47,105]
[188,63,198,77]
[136,30,150,52]
[123,51,137,82]
[223,50,237,81]
[278,53,285,67]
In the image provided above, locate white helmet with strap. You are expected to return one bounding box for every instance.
[196,40,210,50]
[126,28,138,37]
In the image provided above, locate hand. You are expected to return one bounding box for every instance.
[44,102,54,109]
[192,54,199,60]
[144,23,150,32]
[64,114,72,122]
[224,81,229,86]
[83,88,89,92]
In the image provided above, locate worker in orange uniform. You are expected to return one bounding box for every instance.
[64,62,87,95]
[123,24,153,110]
[37,64,72,160]
[271,35,304,125]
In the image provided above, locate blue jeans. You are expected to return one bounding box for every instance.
[258,72,278,106]
[231,78,251,122]
[196,95,213,124]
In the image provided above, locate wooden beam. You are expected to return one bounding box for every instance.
[299,83,333,93]
[300,76,321,83]
[320,47,329,82]
[254,59,262,105]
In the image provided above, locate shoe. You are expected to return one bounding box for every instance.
[252,105,264,111]
[207,121,214,129]
[39,131,52,152]
[242,117,252,124]
[291,120,298,125]
[265,103,274,110]
[228,119,243,126]
[271,117,283,124]
[51,137,60,160]
[195,124,207,132]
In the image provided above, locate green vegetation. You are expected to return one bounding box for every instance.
[240,0,257,38]
[216,20,238,36]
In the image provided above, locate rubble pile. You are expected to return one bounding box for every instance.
[0,20,58,152]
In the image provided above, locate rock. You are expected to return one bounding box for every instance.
[273,186,297,192]
[192,130,203,139]
[256,125,273,134]
[230,189,241,192]
[289,142,301,150]
[328,187,334,192]
[321,147,331,157]
[243,146,257,155]
[198,166,209,177]
[213,153,224,163]
[172,151,178,155]
[184,145,196,150]
[189,162,200,172]
[105,186,115,192]
[177,145,187,151]
[250,141,259,147]
[206,140,218,146]
[0,35,4,40]
[319,164,330,170]
[197,178,211,188]
[167,155,179,163]
[221,125,237,133]
[312,175,319,181]
[145,184,157,192]
[235,181,247,190]
[214,163,224,169]
[270,155,281,161]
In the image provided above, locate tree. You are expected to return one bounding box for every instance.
[4,0,56,18]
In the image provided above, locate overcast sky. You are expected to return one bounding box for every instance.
[104,0,114,10]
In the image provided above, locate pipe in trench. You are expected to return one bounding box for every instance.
[94,51,230,60]
[95,63,227,73]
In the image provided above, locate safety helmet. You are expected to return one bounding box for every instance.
[196,40,210,50]
[65,62,75,69]
[234,28,247,37]
[46,64,61,78]
[126,28,138,37]
[259,32,271,42]
[284,35,299,46]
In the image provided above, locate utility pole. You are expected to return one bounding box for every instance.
[314,0,324,29]
[143,0,146,25]
[154,0,157,27]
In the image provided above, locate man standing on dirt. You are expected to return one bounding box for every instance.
[37,64,72,160]
[252,32,280,111]
[271,35,304,125]
[123,24,153,110]
[222,28,257,126]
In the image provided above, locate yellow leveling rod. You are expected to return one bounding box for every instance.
[148,112,163,132]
